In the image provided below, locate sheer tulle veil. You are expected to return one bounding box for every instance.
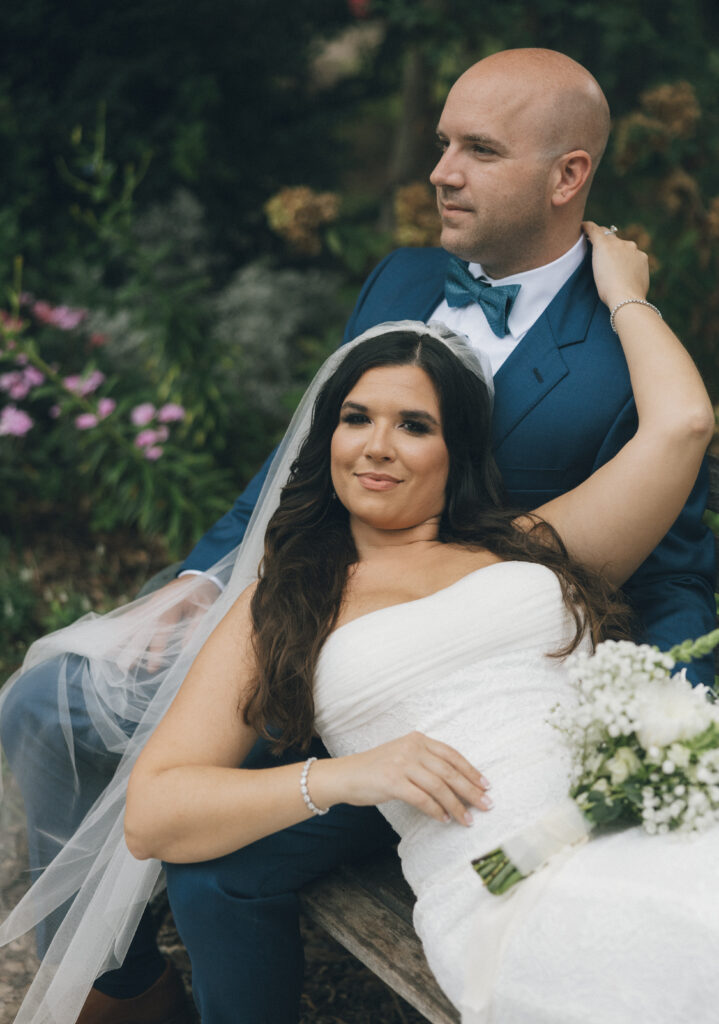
[0,321,493,1023]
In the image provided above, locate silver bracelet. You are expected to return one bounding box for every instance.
[609,298,663,334]
[300,756,329,816]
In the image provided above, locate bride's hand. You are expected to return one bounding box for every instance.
[323,731,492,826]
[582,220,650,311]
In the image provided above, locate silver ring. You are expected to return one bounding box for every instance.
[603,224,618,236]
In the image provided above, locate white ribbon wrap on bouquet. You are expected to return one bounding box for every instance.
[501,797,593,875]
[461,798,594,1024]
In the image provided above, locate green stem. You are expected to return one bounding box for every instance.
[668,628,719,664]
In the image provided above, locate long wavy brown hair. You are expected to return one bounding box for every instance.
[245,330,632,754]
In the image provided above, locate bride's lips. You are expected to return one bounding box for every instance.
[355,472,402,491]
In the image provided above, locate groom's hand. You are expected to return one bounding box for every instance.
[319,731,492,827]
[143,575,221,672]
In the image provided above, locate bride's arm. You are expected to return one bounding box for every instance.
[529,221,714,586]
[125,587,490,863]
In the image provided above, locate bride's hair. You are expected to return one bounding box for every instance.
[246,330,631,754]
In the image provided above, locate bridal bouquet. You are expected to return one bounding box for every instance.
[472,630,719,895]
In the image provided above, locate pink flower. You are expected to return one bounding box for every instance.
[97,397,116,419]
[0,367,42,398]
[0,372,29,400]
[135,426,169,448]
[157,402,186,423]
[15,353,28,366]
[0,405,34,436]
[23,366,44,388]
[63,370,105,397]
[9,381,30,400]
[131,403,156,427]
[51,306,87,330]
[144,445,163,461]
[90,332,108,348]
[32,301,54,325]
[49,405,62,418]
[33,300,87,331]
[75,413,99,430]
[82,370,104,395]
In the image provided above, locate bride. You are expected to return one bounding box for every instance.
[1,221,717,1023]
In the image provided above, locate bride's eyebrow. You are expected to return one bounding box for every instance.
[400,409,440,427]
[340,401,439,427]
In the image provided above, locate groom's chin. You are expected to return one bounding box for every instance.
[439,227,481,264]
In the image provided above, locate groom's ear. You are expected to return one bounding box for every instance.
[549,150,593,207]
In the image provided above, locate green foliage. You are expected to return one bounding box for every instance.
[0,560,37,674]
[3,0,719,564]
[0,0,354,289]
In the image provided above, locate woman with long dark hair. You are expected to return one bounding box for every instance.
[1,222,717,1023]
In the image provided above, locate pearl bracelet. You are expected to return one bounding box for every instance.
[609,298,663,334]
[300,756,329,816]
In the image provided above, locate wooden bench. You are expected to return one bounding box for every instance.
[298,452,719,1023]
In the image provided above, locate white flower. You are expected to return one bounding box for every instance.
[605,747,641,785]
[667,743,691,769]
[635,673,713,751]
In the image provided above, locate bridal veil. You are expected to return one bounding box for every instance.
[0,321,493,1023]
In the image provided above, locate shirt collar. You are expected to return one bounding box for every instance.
[468,235,587,340]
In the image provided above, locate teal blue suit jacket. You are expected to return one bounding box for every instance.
[182,248,716,683]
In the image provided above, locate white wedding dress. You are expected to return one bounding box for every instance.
[314,560,719,1023]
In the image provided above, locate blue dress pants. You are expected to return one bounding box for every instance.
[0,656,395,1019]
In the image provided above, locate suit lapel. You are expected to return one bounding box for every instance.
[491,256,598,448]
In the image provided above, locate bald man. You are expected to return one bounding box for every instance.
[165,49,714,1022]
[4,49,713,1024]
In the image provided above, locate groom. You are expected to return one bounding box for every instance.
[3,48,715,1024]
[164,47,715,1023]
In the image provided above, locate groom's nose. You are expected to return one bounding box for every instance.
[430,148,464,190]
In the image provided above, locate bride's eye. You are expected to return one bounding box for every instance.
[400,419,431,435]
[341,412,369,426]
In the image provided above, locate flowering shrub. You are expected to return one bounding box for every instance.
[264,186,341,256]
[610,80,719,398]
[393,182,440,248]
[0,291,232,555]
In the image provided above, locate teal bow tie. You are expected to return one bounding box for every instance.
[444,256,521,338]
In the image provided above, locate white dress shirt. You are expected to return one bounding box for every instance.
[431,235,587,376]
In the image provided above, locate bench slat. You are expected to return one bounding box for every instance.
[300,854,460,1024]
